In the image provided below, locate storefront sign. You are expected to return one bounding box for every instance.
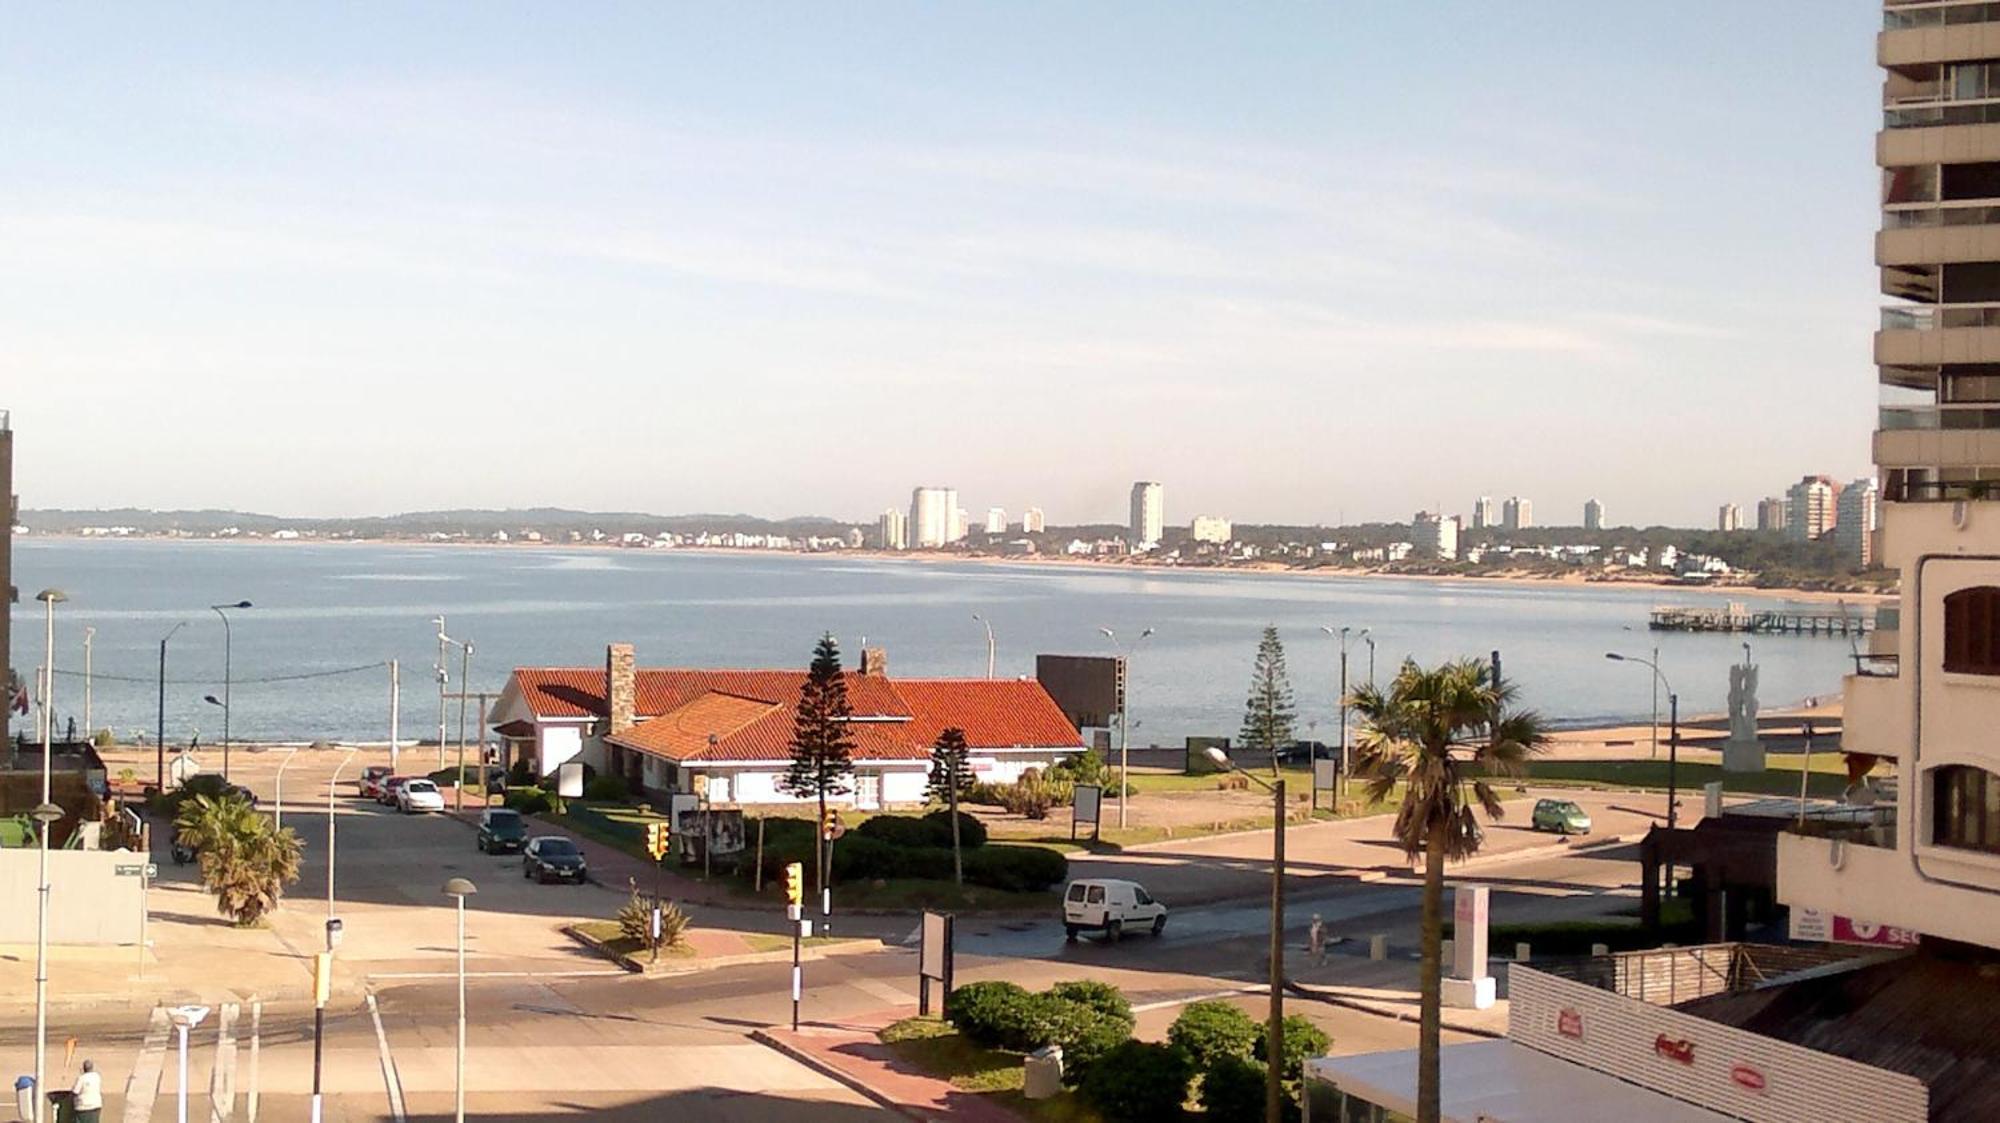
[1654,1035,1696,1066]
[1730,1063,1767,1094]
[1556,1008,1583,1040]
[1789,908,1920,948]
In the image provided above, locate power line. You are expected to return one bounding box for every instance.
[45,661,390,686]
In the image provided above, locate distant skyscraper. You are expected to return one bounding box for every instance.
[984,507,1007,535]
[1190,515,1232,544]
[1835,478,1879,568]
[909,487,956,548]
[1129,482,1164,550]
[1412,511,1459,561]
[1502,496,1532,531]
[1022,507,1046,534]
[1471,496,1496,530]
[951,507,969,543]
[1786,475,1839,541]
[0,409,11,746]
[1718,503,1743,532]
[1756,496,1788,533]
[1583,498,1604,531]
[877,507,908,550]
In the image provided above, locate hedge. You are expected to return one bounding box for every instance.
[1254,1014,1330,1084]
[1197,1054,1267,1123]
[1168,1001,1260,1070]
[942,981,1132,1083]
[1077,1040,1194,1123]
[961,845,1068,892]
[1046,980,1132,1027]
[944,981,1034,1048]
[746,826,1065,893]
[856,810,989,851]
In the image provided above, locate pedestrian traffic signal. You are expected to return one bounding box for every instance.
[821,809,846,842]
[646,821,670,861]
[783,861,804,907]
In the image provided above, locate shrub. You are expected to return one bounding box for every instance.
[503,787,553,815]
[1034,996,1131,1085]
[1197,1054,1267,1123]
[965,781,1009,808]
[1051,750,1110,788]
[856,814,943,849]
[1077,1040,1194,1123]
[616,890,688,949]
[997,777,1059,819]
[1046,980,1133,1027]
[1168,1001,1260,1070]
[923,807,988,849]
[961,845,1068,892]
[1255,1014,1331,1083]
[93,729,116,749]
[584,774,630,802]
[944,981,1035,1048]
[507,757,535,786]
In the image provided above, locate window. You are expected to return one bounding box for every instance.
[1934,766,2000,855]
[1066,883,1087,902]
[1086,885,1105,905]
[1944,587,2000,674]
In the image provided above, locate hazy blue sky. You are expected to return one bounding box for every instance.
[2,3,1881,527]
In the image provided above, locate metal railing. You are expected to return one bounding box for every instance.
[1884,203,2000,229]
[1880,303,2000,331]
[1886,98,2000,129]
[1528,943,1862,1007]
[1879,404,2000,430]
[1884,476,2000,501]
[1886,1,2000,31]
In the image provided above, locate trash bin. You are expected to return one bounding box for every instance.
[45,1089,75,1123]
[15,1076,34,1122]
[1023,1044,1064,1100]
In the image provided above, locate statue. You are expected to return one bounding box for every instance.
[1722,657,1765,773]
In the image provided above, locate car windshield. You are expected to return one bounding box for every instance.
[538,839,579,857]
[405,780,436,794]
[487,811,521,826]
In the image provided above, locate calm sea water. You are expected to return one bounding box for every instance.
[6,538,1862,746]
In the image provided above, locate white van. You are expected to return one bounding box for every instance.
[1063,878,1167,942]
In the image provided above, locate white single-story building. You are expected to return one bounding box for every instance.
[487,643,1086,811]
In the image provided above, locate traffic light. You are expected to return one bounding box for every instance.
[646,821,670,861]
[783,861,804,907]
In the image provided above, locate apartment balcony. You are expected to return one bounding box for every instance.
[1877,302,2000,366]
[1880,118,2000,166]
[1841,671,1912,760]
[1881,9,2000,69]
[1877,216,2000,266]
[1874,424,2000,469]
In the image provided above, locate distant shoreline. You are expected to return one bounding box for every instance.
[17,531,1890,607]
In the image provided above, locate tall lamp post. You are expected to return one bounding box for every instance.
[972,613,995,679]
[1607,652,1678,828]
[157,621,188,791]
[442,878,478,1123]
[1098,626,1154,829]
[166,1005,211,1123]
[1320,626,1369,800]
[210,601,252,781]
[33,587,65,1123]
[1204,747,1286,1123]
[1364,634,1376,686]
[270,744,306,834]
[83,627,94,738]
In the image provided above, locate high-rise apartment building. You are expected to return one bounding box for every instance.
[1756,496,1788,532]
[877,507,908,550]
[1835,477,1879,569]
[909,487,957,548]
[1022,507,1045,534]
[1582,498,1604,531]
[1501,496,1531,531]
[1189,515,1232,544]
[951,507,968,543]
[1471,496,1495,530]
[984,507,1007,535]
[1786,475,1839,541]
[0,409,11,746]
[1776,2,2000,960]
[1718,503,1743,532]
[1129,482,1164,550]
[1411,511,1458,561]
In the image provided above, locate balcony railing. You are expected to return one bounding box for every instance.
[1884,475,2000,501]
[1880,403,2000,430]
[1853,651,1902,677]
[1786,807,1898,851]
[1886,1,2000,31]
[1880,303,2000,330]
[1884,203,2000,229]
[1885,98,2000,129]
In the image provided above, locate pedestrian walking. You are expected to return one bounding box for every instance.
[1308,913,1326,967]
[72,1059,102,1123]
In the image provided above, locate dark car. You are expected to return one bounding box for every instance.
[524,836,588,884]
[477,808,528,854]
[378,775,411,807]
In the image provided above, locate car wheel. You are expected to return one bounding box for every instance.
[1065,925,1079,942]
[1152,915,1167,937]
[1106,920,1123,944]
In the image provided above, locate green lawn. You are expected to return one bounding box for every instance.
[571,919,696,961]
[1499,758,1854,798]
[879,1018,1101,1123]
[739,933,862,954]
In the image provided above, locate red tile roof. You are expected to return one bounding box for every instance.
[510,666,1083,764]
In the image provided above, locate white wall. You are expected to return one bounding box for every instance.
[0,850,145,944]
[537,723,585,779]
[697,763,929,807]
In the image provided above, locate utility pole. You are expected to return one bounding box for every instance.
[443,691,496,814]
[83,627,94,738]
[434,616,449,770]
[389,660,401,772]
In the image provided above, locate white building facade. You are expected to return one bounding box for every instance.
[877,507,908,550]
[909,486,957,548]
[1022,506,1045,534]
[1502,496,1532,531]
[1411,511,1459,561]
[1129,481,1164,551]
[1189,515,1232,544]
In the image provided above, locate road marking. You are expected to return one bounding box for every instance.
[119,1007,170,1123]
[209,1001,237,1123]
[850,976,917,1007]
[365,969,627,980]
[365,993,408,1123]
[245,1001,261,1123]
[1131,985,1264,1014]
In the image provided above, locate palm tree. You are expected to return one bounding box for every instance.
[1348,658,1547,1123]
[174,793,303,926]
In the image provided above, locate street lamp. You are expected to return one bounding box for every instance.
[972,613,995,679]
[1320,626,1369,800]
[158,621,188,792]
[1607,652,1679,828]
[442,877,478,1123]
[210,601,252,782]
[166,1005,211,1123]
[328,747,359,923]
[1364,635,1376,686]
[269,743,307,834]
[32,588,64,1123]
[1098,626,1155,829]
[1204,747,1287,1123]
[83,627,94,738]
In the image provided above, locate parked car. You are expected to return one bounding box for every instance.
[359,766,394,799]
[523,836,588,884]
[397,778,446,813]
[1063,877,1167,942]
[477,808,528,853]
[378,775,412,807]
[1531,798,1592,835]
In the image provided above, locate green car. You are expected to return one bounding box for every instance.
[1531,798,1592,835]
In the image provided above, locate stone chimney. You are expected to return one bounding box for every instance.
[606,643,636,736]
[860,647,888,677]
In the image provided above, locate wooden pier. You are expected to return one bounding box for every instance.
[1648,602,1871,636]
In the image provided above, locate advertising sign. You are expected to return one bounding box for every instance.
[1071,783,1102,842]
[1788,908,1920,948]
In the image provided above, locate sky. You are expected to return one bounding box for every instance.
[1,3,1884,528]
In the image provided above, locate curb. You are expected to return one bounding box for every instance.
[750,1028,934,1123]
[561,923,894,977]
[1284,980,1504,1040]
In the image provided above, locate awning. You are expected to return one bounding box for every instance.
[1306,1040,1737,1123]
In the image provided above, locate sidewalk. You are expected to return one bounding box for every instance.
[756,1009,1025,1123]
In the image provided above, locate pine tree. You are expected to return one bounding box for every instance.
[927,727,972,886]
[782,632,857,895]
[1238,625,1298,773]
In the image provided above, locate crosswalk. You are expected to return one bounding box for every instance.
[115,1001,254,1123]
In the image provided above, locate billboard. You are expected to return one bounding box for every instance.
[1036,654,1124,730]
[1788,908,1919,948]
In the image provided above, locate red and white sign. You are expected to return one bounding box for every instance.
[1730,1063,1767,1094]
[1557,1008,1583,1040]
[1789,908,1920,948]
[1654,1034,1696,1066]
